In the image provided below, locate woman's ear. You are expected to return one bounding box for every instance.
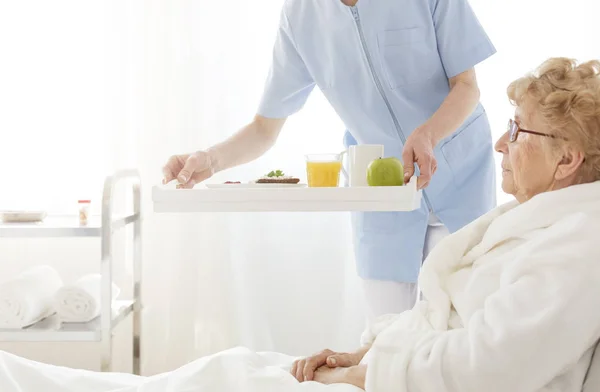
[555,146,585,181]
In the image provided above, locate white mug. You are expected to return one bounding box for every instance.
[340,144,385,187]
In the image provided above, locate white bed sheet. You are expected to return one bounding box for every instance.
[0,347,364,392]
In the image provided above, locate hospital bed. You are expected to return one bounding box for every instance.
[0,340,595,391]
[0,340,598,391]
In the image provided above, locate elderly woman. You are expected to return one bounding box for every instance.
[291,56,600,391]
[1,57,599,392]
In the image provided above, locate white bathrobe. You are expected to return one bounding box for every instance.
[362,181,600,392]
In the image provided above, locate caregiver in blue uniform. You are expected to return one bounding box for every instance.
[163,0,497,321]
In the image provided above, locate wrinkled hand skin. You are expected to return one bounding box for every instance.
[290,346,370,382]
[312,366,350,384]
[313,365,367,390]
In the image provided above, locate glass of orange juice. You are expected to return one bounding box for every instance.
[305,153,348,187]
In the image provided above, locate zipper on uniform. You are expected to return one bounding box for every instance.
[350,6,434,213]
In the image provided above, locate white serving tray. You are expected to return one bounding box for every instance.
[152,177,422,213]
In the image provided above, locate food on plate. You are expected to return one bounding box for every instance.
[255,170,300,184]
[367,157,404,186]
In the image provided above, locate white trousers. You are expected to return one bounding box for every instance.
[362,215,450,323]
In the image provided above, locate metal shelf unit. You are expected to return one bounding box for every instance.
[0,170,143,375]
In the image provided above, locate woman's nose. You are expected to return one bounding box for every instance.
[495,131,509,154]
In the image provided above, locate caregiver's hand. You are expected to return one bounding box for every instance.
[161,116,286,189]
[402,126,438,190]
[162,151,214,189]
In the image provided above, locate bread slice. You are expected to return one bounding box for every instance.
[256,177,300,184]
[255,170,300,184]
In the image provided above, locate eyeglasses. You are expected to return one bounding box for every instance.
[507,119,564,142]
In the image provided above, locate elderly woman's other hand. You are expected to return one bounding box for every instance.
[290,345,371,382]
[313,364,367,390]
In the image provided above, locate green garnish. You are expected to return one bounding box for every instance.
[266,170,285,177]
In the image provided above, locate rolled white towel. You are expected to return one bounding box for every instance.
[54,274,120,323]
[0,265,64,329]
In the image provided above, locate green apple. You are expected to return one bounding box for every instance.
[367,157,404,186]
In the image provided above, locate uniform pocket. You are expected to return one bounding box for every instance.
[440,111,493,184]
[377,28,438,89]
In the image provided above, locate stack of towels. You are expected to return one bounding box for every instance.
[0,265,121,329]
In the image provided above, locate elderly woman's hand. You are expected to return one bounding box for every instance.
[290,345,371,382]
[313,365,367,390]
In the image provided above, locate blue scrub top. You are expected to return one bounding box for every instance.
[257,0,497,283]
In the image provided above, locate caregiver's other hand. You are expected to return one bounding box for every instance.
[314,365,367,390]
[162,151,214,189]
[402,126,438,190]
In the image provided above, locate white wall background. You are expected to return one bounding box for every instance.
[0,0,598,376]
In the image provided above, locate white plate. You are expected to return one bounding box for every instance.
[0,210,47,223]
[205,182,307,189]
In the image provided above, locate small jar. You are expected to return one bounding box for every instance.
[78,200,91,226]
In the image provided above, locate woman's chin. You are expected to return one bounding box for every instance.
[501,178,516,197]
